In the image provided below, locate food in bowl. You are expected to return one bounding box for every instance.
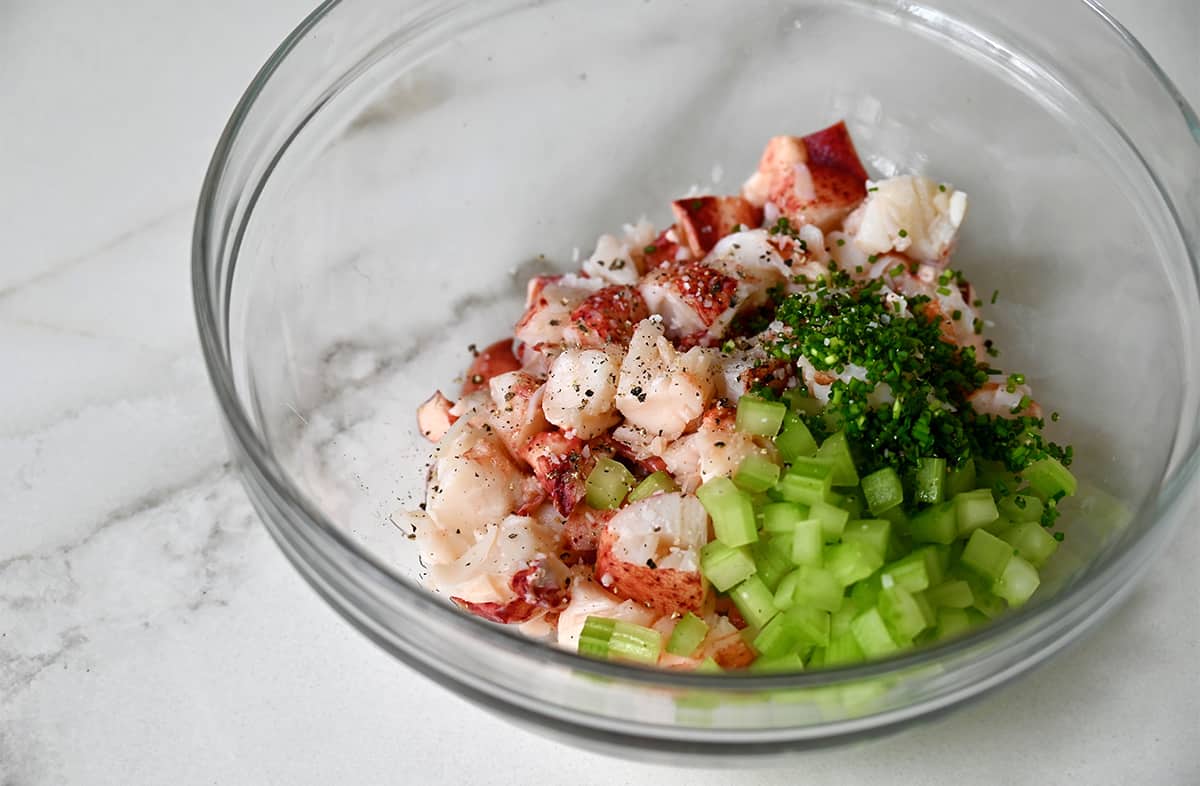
[404,121,1075,672]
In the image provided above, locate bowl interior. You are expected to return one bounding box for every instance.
[228,0,1188,625]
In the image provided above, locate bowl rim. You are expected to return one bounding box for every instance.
[192,0,1200,695]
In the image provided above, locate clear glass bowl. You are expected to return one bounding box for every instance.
[193,0,1200,760]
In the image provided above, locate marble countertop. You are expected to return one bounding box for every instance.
[3,1,1198,783]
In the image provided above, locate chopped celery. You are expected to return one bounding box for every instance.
[997,493,1045,523]
[761,501,810,534]
[850,573,882,609]
[850,607,901,657]
[908,501,957,545]
[954,488,1000,535]
[835,488,867,520]
[830,604,859,638]
[976,460,1022,497]
[1023,456,1076,500]
[626,470,678,502]
[578,616,662,664]
[815,431,860,486]
[878,585,931,640]
[699,541,756,591]
[961,529,1013,582]
[666,612,709,657]
[825,540,884,586]
[783,605,831,647]
[861,467,904,515]
[842,519,891,560]
[751,537,793,592]
[775,565,843,612]
[999,521,1059,568]
[752,613,800,658]
[584,457,635,509]
[787,388,823,416]
[749,652,805,674]
[694,657,723,674]
[777,458,836,505]
[934,607,972,639]
[775,412,819,461]
[993,555,1040,606]
[735,395,788,437]
[944,458,977,498]
[809,500,850,540]
[824,632,866,665]
[914,457,947,504]
[730,575,779,629]
[733,453,781,493]
[697,477,758,547]
[791,518,824,566]
[925,579,974,609]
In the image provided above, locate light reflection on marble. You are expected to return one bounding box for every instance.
[1,1,1199,784]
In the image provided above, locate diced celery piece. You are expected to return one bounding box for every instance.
[579,616,662,664]
[934,607,972,639]
[753,613,800,658]
[925,579,974,609]
[814,431,860,487]
[850,607,900,657]
[842,519,891,560]
[914,457,947,504]
[861,467,904,515]
[787,387,823,415]
[775,412,819,461]
[954,488,1000,535]
[751,537,793,592]
[878,586,931,640]
[1023,457,1077,500]
[824,632,866,665]
[626,470,678,503]
[850,573,882,609]
[776,565,844,612]
[961,529,1013,582]
[825,540,884,586]
[908,501,957,544]
[584,457,635,510]
[777,457,836,505]
[697,477,758,547]
[997,493,1045,523]
[666,612,709,657]
[807,500,850,541]
[791,518,824,567]
[730,575,779,629]
[976,460,1022,497]
[1000,521,1059,568]
[993,555,1040,606]
[807,647,826,668]
[734,453,782,493]
[736,395,788,437]
[783,605,831,647]
[876,505,909,538]
[835,488,867,520]
[699,541,756,592]
[911,591,936,628]
[830,603,858,638]
[761,501,809,535]
[749,652,805,673]
[694,657,723,674]
[881,552,931,593]
[944,458,977,498]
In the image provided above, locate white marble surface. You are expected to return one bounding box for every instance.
[2,1,1199,783]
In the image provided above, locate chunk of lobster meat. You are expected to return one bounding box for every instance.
[556,573,659,651]
[715,343,793,401]
[417,390,457,442]
[696,615,757,668]
[521,429,592,517]
[562,285,650,349]
[742,122,870,231]
[426,513,563,604]
[847,175,968,265]
[582,232,640,286]
[661,405,778,493]
[452,557,572,624]
[561,504,616,561]
[671,196,764,258]
[638,261,739,341]
[641,226,686,270]
[890,273,987,357]
[425,420,529,544]
[542,347,623,439]
[514,274,606,372]
[487,370,550,459]
[615,319,719,443]
[968,381,1042,419]
[461,338,523,395]
[594,492,709,615]
[793,355,895,408]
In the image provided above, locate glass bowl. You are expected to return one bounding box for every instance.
[193,0,1200,760]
